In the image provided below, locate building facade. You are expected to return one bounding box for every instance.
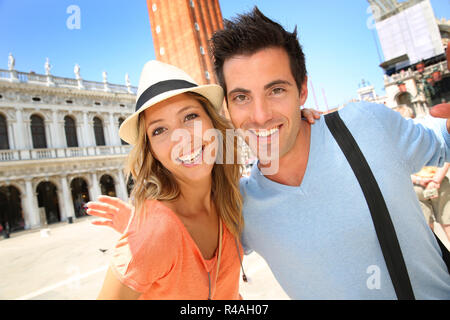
[0,58,136,233]
[147,0,223,85]
[382,58,448,117]
[367,0,449,117]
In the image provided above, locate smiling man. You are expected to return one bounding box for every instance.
[210,7,450,299]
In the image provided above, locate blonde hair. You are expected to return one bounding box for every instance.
[125,92,244,238]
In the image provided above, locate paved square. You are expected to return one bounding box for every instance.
[0,217,289,300]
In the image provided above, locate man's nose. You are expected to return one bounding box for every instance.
[252,99,272,126]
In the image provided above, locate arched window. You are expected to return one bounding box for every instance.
[0,114,9,150]
[396,92,413,108]
[70,177,90,218]
[93,117,105,146]
[64,116,78,147]
[0,185,24,232]
[30,114,47,149]
[36,181,60,224]
[118,118,128,145]
[100,174,116,197]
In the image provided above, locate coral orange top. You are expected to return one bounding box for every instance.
[110,199,243,300]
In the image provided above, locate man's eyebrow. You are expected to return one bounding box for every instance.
[228,87,251,96]
[264,79,293,90]
[227,80,293,96]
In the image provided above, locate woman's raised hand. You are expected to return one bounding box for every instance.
[86,195,133,233]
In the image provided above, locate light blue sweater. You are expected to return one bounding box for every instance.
[240,102,450,299]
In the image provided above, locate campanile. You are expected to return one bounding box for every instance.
[147,0,224,85]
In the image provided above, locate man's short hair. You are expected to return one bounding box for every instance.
[210,6,307,98]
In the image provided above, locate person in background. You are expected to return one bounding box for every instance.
[394,105,450,242]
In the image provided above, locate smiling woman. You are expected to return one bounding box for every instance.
[96,60,245,300]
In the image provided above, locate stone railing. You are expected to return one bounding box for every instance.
[0,69,137,95]
[384,60,448,85]
[0,145,132,162]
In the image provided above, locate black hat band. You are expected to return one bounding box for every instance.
[135,79,197,112]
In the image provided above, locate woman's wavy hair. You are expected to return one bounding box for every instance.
[125,92,244,238]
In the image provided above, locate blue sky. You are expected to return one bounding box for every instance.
[0,0,448,110]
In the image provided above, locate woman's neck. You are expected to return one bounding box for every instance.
[170,176,214,217]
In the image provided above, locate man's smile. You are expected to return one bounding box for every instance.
[248,125,282,139]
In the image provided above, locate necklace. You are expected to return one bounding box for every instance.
[207,218,222,300]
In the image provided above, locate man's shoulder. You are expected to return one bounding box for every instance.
[339,101,394,119]
[337,101,403,135]
[239,175,251,195]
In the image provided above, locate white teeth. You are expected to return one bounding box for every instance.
[178,147,202,163]
[252,127,279,137]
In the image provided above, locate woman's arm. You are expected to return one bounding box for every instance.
[97,267,142,300]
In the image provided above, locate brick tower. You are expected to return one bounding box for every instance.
[147,0,224,85]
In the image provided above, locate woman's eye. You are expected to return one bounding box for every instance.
[152,127,166,136]
[184,113,199,121]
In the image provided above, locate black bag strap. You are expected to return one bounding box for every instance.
[435,231,450,273]
[325,111,415,300]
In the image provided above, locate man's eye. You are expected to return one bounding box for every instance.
[184,113,199,121]
[233,94,248,103]
[152,127,166,136]
[272,87,285,95]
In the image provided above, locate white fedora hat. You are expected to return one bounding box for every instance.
[119,60,224,145]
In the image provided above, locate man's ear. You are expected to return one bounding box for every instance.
[299,76,308,107]
[221,100,232,121]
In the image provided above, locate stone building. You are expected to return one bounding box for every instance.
[0,57,136,233]
[382,58,449,117]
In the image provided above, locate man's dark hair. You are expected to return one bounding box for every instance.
[210,6,307,97]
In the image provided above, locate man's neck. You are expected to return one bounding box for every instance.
[259,120,311,187]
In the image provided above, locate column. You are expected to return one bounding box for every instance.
[24,179,40,228]
[117,169,128,201]
[108,113,120,146]
[90,172,102,201]
[60,176,75,221]
[7,120,16,150]
[20,118,33,160]
[103,117,111,146]
[82,112,92,146]
[84,112,96,156]
[76,119,84,146]
[43,119,53,149]
[51,110,62,148]
[14,109,25,149]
